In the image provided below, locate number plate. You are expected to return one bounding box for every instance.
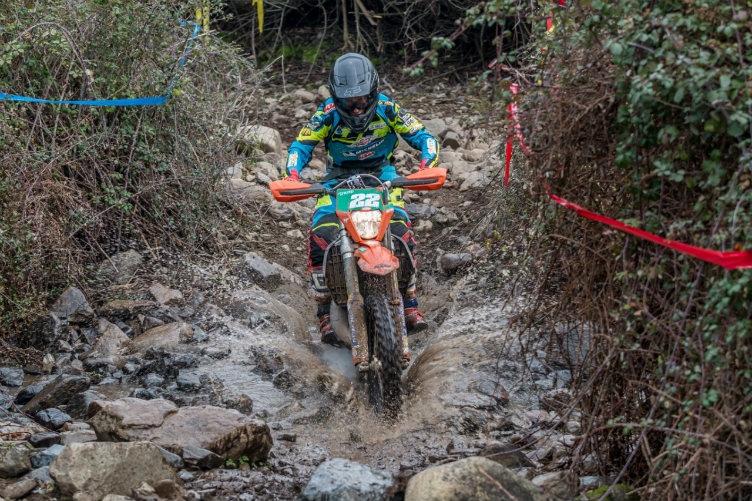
[336,189,384,212]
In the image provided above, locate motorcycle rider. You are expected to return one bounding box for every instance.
[282,53,440,345]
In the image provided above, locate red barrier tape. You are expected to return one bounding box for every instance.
[540,183,752,269]
[505,84,530,186]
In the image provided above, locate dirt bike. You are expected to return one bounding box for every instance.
[270,167,446,415]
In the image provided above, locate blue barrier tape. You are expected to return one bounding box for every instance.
[0,20,200,107]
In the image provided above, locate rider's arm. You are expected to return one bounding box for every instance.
[285,100,334,178]
[386,100,440,170]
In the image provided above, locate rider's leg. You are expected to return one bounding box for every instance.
[309,200,341,344]
[388,193,428,333]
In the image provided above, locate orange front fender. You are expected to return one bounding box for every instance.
[355,241,399,275]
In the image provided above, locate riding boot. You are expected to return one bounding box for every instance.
[311,267,340,345]
[403,272,427,332]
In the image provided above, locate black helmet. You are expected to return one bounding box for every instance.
[328,53,379,133]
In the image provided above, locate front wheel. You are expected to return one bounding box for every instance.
[365,292,403,417]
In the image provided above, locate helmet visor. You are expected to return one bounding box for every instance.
[342,95,373,114]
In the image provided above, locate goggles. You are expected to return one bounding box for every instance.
[342,95,371,112]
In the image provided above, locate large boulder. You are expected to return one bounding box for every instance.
[49,442,178,499]
[90,398,272,461]
[302,458,394,501]
[22,375,90,415]
[237,125,283,155]
[89,319,129,359]
[404,456,548,501]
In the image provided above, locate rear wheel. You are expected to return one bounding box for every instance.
[365,292,403,417]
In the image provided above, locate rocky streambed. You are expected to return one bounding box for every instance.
[0,85,605,501]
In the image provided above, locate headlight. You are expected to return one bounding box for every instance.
[351,210,382,240]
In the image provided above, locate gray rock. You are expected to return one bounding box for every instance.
[22,375,91,415]
[443,130,462,149]
[143,373,165,388]
[128,323,193,353]
[0,446,32,478]
[89,319,129,359]
[421,118,450,140]
[404,456,547,501]
[49,442,179,500]
[294,89,317,103]
[242,252,281,286]
[438,253,473,273]
[98,299,156,319]
[1,477,37,499]
[50,287,94,323]
[65,390,105,420]
[89,398,273,461]
[181,445,223,470]
[480,442,535,468]
[302,458,393,501]
[236,125,283,155]
[98,249,143,285]
[149,283,183,306]
[405,203,438,219]
[0,367,25,387]
[59,429,98,445]
[29,432,61,448]
[157,446,184,469]
[176,371,200,391]
[540,388,572,412]
[36,408,71,430]
[31,444,66,468]
[102,496,136,501]
[459,171,487,191]
[22,465,53,485]
[15,384,44,406]
[0,392,13,410]
[531,471,576,500]
[579,475,602,489]
[178,470,194,482]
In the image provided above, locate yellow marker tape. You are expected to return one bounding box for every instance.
[252,0,264,33]
[195,5,209,32]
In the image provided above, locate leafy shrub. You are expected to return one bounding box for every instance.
[0,0,259,334]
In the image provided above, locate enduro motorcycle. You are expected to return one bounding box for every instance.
[270,167,446,415]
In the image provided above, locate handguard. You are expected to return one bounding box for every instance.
[391,167,446,191]
[270,179,323,202]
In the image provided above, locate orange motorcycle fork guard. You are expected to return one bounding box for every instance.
[355,241,399,275]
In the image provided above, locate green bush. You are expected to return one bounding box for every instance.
[0,0,258,334]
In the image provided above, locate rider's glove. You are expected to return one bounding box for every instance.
[285,170,299,181]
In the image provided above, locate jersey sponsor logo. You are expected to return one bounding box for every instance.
[287,152,298,167]
[369,121,387,130]
[427,138,437,155]
[378,100,394,106]
[323,103,335,114]
[358,151,376,160]
[300,128,313,136]
[354,136,374,147]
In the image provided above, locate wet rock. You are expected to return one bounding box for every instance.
[0,392,13,410]
[36,408,71,430]
[405,456,547,501]
[237,125,283,155]
[438,253,473,273]
[480,442,535,468]
[128,323,193,353]
[49,442,179,500]
[30,432,61,448]
[1,477,37,499]
[90,398,272,461]
[302,458,393,501]
[22,375,91,415]
[98,249,143,285]
[31,444,65,468]
[181,445,223,470]
[531,471,576,500]
[149,283,183,306]
[540,389,572,412]
[0,367,25,387]
[0,445,32,478]
[66,390,105,420]
[176,371,200,391]
[50,287,94,324]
